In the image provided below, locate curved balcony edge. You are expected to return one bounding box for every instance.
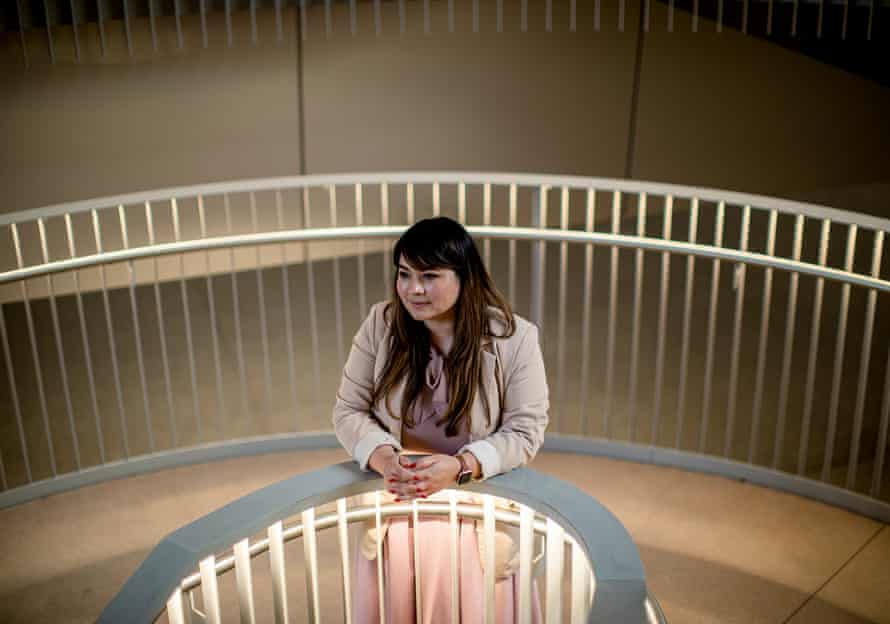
[1,433,888,524]
[97,461,649,623]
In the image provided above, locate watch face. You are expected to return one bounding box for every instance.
[457,470,472,485]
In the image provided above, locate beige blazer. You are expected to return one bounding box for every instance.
[333,301,549,480]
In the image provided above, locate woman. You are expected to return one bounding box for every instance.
[333,217,548,623]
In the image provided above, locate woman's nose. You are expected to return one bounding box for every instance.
[412,280,424,294]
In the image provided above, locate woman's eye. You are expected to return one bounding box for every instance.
[423,273,437,280]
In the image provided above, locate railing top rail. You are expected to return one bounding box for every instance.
[3,172,889,233]
[2,226,888,292]
[98,462,648,624]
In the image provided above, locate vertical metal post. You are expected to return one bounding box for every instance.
[619,0,625,32]
[250,0,258,45]
[724,206,750,458]
[122,0,133,56]
[846,231,883,489]
[167,588,187,624]
[302,188,322,410]
[798,220,830,475]
[375,0,382,35]
[352,0,359,35]
[822,225,857,482]
[407,183,415,223]
[748,210,777,464]
[431,183,439,218]
[699,201,725,453]
[717,0,723,32]
[867,0,874,40]
[644,0,650,31]
[545,517,564,624]
[201,0,209,48]
[96,0,106,56]
[570,540,591,624]
[197,197,227,438]
[483,496,496,624]
[144,204,176,450]
[356,184,367,317]
[337,499,353,624]
[628,193,646,440]
[545,0,552,31]
[767,0,774,35]
[556,187,569,416]
[0,305,32,482]
[171,200,202,443]
[594,0,601,31]
[149,0,159,52]
[518,504,534,624]
[69,0,81,62]
[473,0,479,32]
[522,0,528,31]
[483,183,492,267]
[269,521,289,624]
[249,193,274,417]
[872,345,890,497]
[381,184,391,291]
[693,0,699,31]
[424,0,431,34]
[675,198,699,449]
[174,0,184,49]
[570,0,577,31]
[37,219,80,469]
[329,186,345,366]
[375,491,386,624]
[226,0,233,47]
[224,195,251,432]
[300,0,308,41]
[818,0,824,38]
[42,0,55,64]
[773,215,804,469]
[275,191,300,430]
[234,539,257,624]
[530,187,547,331]
[449,490,459,624]
[604,191,621,438]
[199,557,222,624]
[792,0,799,36]
[652,196,673,445]
[458,182,467,224]
[119,206,155,452]
[668,0,674,31]
[325,0,333,38]
[508,185,518,306]
[15,0,29,69]
[12,223,58,475]
[412,500,423,623]
[301,508,321,623]
[578,189,596,435]
[742,0,749,33]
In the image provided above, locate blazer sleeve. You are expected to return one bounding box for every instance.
[460,323,549,479]
[332,303,402,471]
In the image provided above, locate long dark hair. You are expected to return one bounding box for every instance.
[371,217,515,436]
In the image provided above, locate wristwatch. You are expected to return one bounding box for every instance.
[455,453,473,486]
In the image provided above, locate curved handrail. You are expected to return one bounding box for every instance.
[98,462,649,624]
[1,226,887,292]
[3,172,889,233]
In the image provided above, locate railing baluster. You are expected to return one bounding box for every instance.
[693,0,699,31]
[557,187,569,416]
[224,195,251,431]
[198,197,227,438]
[42,0,55,64]
[508,184,517,306]
[522,0,528,31]
[545,0,552,31]
[668,0,674,31]
[123,0,133,56]
[69,0,80,62]
[15,0,29,68]
[458,182,467,224]
[578,189,596,435]
[628,193,646,440]
[799,220,831,475]
[0,451,5,490]
[375,0,382,36]
[818,0,824,38]
[381,184,391,291]
[644,0,650,31]
[530,187,547,331]
[269,521,289,624]
[337,499,353,624]
[403,0,410,34]
[412,499,423,623]
[276,191,300,428]
[724,206,750,458]
[868,0,874,40]
[250,0,258,45]
[167,587,187,624]
[201,0,209,48]
[767,0,774,35]
[822,225,857,482]
[375,491,386,624]
[329,186,346,366]
[846,231,883,489]
[300,0,308,41]
[174,0,184,49]
[302,508,321,623]
[171,200,202,444]
[594,0,600,31]
[570,0,577,31]
[37,218,80,469]
[483,183,492,267]
[518,504,534,624]
[449,0,455,32]
[350,0,358,35]
[0,305,31,482]
[717,0,723,31]
[11,223,56,475]
[356,184,367,318]
[570,539,591,624]
[406,183,415,223]
[545,517,564,624]
[792,0,799,36]
[96,0,106,56]
[302,188,322,411]
[119,206,155,452]
[483,495,496,624]
[619,0,625,31]
[872,345,890,497]
[148,0,158,51]
[449,490,459,624]
[234,539,257,624]
[425,0,431,34]
[604,191,620,438]
[199,556,222,624]
[145,203,176,451]
[652,196,672,445]
[250,193,274,417]
[749,210,777,464]
[699,201,725,453]
[326,0,333,38]
[225,0,233,47]
[742,0,749,33]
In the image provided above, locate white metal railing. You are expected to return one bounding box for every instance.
[0,172,888,524]
[97,461,665,623]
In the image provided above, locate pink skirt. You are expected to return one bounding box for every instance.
[352,516,543,624]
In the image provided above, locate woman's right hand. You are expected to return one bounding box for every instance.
[368,446,422,501]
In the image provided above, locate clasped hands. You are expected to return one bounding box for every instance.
[369,446,463,502]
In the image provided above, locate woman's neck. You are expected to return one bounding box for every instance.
[424,318,455,356]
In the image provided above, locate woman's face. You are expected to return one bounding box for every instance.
[396,255,461,324]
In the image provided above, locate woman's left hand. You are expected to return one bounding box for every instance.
[410,454,462,498]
